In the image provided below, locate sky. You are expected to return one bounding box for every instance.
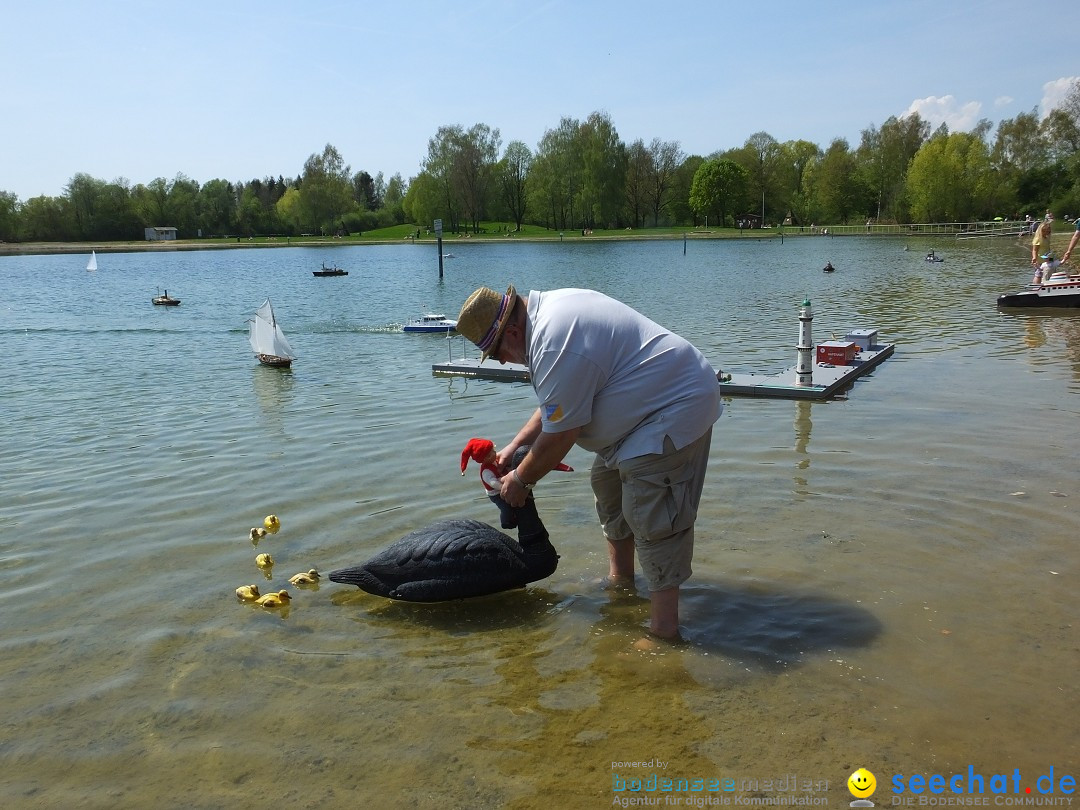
[2,0,1077,202]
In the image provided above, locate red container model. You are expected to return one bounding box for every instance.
[816,341,858,365]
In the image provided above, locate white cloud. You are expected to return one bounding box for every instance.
[904,95,983,132]
[1040,76,1079,118]
[994,96,1013,108]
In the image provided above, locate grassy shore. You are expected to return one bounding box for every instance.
[0,220,1068,257]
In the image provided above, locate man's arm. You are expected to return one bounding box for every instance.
[1063,228,1080,264]
[500,424,581,507]
[497,408,543,468]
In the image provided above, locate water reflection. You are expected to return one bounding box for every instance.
[793,401,812,498]
[251,363,294,437]
[1007,310,1080,384]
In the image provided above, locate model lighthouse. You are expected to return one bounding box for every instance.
[796,298,814,386]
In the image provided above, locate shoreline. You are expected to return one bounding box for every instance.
[1,231,756,257]
[0,227,1057,258]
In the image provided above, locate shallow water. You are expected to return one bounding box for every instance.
[1,236,1077,808]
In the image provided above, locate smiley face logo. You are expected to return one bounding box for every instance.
[848,768,877,798]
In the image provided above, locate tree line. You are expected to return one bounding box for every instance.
[2,80,1078,244]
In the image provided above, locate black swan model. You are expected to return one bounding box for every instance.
[329,448,560,602]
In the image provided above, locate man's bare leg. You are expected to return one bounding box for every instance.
[648,586,680,639]
[607,535,635,581]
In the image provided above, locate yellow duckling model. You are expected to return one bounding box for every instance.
[288,569,320,586]
[263,514,281,534]
[255,552,274,568]
[254,590,291,608]
[249,527,268,542]
[235,584,261,601]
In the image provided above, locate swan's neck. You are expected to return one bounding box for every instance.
[514,496,549,547]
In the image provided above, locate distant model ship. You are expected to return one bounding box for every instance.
[403,314,458,333]
[248,298,296,367]
[152,289,180,306]
[313,262,348,276]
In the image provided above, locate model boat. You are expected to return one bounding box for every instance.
[998,272,1080,308]
[152,290,180,306]
[248,298,296,367]
[313,262,348,276]
[403,313,458,333]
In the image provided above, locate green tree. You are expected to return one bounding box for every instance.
[577,111,626,229]
[689,159,749,227]
[857,114,928,222]
[727,132,783,224]
[275,187,303,234]
[499,141,531,230]
[133,178,170,226]
[379,173,408,227]
[66,173,106,239]
[907,131,993,221]
[422,125,465,233]
[236,186,263,236]
[644,138,683,227]
[299,144,354,234]
[352,170,377,211]
[530,117,582,231]
[816,139,865,224]
[778,140,822,226]
[197,178,236,237]
[992,110,1046,173]
[97,179,141,239]
[0,190,18,241]
[453,123,501,233]
[168,174,201,238]
[19,195,72,241]
[402,171,443,231]
[624,139,650,228]
[669,155,704,226]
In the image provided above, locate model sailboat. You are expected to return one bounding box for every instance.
[86,251,97,272]
[248,298,296,367]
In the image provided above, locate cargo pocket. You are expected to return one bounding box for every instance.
[627,461,698,542]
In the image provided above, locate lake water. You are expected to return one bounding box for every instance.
[1,236,1077,808]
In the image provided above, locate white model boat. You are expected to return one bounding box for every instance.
[403,313,458,333]
[998,272,1080,308]
[248,298,296,367]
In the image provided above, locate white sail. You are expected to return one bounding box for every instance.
[86,251,97,271]
[248,298,296,359]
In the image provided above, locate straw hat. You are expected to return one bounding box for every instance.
[457,284,517,360]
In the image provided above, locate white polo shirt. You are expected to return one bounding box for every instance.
[526,289,721,465]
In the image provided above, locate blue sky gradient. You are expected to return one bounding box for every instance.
[2,0,1075,201]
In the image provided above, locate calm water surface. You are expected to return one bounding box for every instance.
[1,236,1077,808]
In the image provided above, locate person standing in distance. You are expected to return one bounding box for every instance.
[456,285,722,639]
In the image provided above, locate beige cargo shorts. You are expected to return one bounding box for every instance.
[590,427,712,592]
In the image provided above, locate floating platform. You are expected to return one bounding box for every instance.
[718,343,894,400]
[432,335,530,382]
[432,325,893,399]
[432,357,530,382]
